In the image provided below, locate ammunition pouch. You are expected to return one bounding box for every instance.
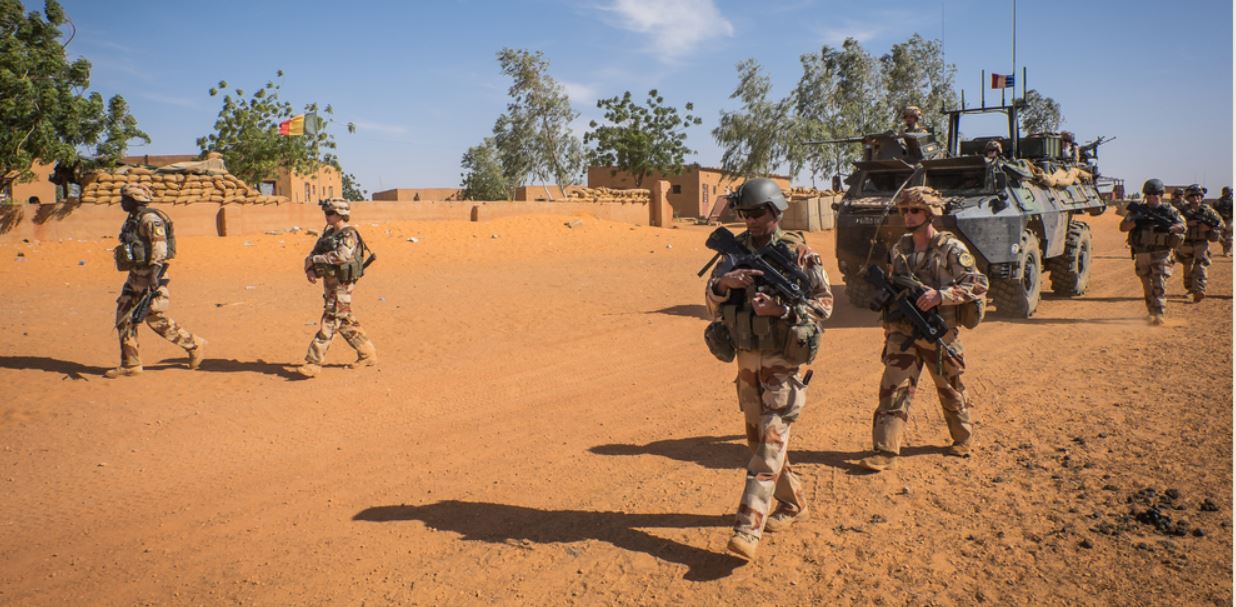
[1131,228,1183,251]
[718,302,820,365]
[310,227,367,282]
[113,241,145,271]
[956,298,985,330]
[783,317,821,365]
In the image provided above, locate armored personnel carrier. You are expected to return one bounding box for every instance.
[831,103,1108,318]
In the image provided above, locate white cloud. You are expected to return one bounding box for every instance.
[560,80,599,105]
[350,120,409,136]
[598,0,735,60]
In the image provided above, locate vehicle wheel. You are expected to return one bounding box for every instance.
[1047,220,1093,296]
[991,229,1042,318]
[844,272,875,309]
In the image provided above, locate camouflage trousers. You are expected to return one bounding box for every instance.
[872,329,972,454]
[115,275,200,368]
[1133,250,1175,315]
[1177,241,1212,295]
[733,349,806,539]
[305,279,374,365]
[1222,224,1232,255]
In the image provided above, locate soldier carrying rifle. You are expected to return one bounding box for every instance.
[1120,179,1186,325]
[1175,184,1225,302]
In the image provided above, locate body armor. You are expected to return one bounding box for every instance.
[114,208,175,271]
[311,226,366,282]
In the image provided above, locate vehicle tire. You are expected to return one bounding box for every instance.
[991,229,1042,318]
[1047,220,1093,296]
[844,273,875,309]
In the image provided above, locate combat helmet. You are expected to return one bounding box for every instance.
[902,105,923,119]
[1141,179,1165,196]
[1184,184,1206,197]
[894,186,946,216]
[320,198,351,218]
[120,183,154,204]
[732,178,788,213]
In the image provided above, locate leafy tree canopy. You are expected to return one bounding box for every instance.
[1019,89,1063,134]
[459,137,512,200]
[584,89,702,187]
[490,48,583,196]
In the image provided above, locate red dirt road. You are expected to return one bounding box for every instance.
[0,212,1231,606]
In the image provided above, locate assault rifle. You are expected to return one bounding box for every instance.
[1182,207,1223,230]
[1125,202,1179,231]
[117,264,169,335]
[864,264,959,369]
[702,227,828,317]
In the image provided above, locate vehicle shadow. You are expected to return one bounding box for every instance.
[590,434,947,476]
[0,356,108,380]
[354,500,744,581]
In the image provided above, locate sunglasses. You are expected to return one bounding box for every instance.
[898,208,926,216]
[737,207,771,220]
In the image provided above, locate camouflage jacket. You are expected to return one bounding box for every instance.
[1180,204,1225,242]
[121,209,172,278]
[885,230,989,331]
[1211,196,1232,222]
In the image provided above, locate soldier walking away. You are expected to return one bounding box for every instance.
[1120,179,1186,325]
[860,187,988,472]
[1214,186,1233,256]
[703,179,833,561]
[901,106,927,134]
[1176,184,1224,302]
[105,184,205,378]
[295,199,377,378]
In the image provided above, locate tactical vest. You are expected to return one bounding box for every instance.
[1215,197,1233,222]
[1128,222,1181,253]
[312,226,366,282]
[714,233,820,364]
[1183,208,1220,242]
[888,232,983,331]
[113,208,176,271]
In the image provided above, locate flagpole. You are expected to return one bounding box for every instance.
[1012,0,1017,99]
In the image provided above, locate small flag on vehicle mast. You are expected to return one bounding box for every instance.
[278,114,305,136]
[991,73,1015,89]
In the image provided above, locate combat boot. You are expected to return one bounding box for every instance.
[103,366,142,379]
[294,363,321,378]
[859,451,898,472]
[188,338,207,370]
[1193,292,1205,303]
[764,504,808,533]
[726,531,759,561]
[1149,314,1166,326]
[945,442,973,458]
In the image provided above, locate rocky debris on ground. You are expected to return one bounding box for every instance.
[1090,487,1219,539]
[564,219,584,229]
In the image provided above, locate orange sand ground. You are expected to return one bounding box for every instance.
[0,212,1231,606]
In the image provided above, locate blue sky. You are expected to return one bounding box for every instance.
[55,0,1232,194]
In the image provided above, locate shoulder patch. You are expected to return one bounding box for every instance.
[153,225,166,237]
[958,251,976,268]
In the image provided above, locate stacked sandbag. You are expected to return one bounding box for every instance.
[79,167,287,205]
[785,187,839,201]
[564,187,651,202]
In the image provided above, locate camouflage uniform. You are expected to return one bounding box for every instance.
[705,229,833,543]
[1214,190,1233,255]
[299,205,376,375]
[871,231,988,456]
[1126,203,1184,317]
[108,186,203,377]
[1176,203,1224,297]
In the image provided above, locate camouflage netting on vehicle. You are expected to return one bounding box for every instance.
[1029,164,1093,188]
[565,187,651,202]
[79,160,288,206]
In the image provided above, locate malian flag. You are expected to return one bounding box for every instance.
[991,73,1015,89]
[278,114,305,137]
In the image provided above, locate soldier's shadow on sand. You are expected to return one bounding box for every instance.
[0,356,108,380]
[354,500,744,581]
[590,435,946,476]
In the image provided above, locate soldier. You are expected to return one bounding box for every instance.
[984,140,1003,161]
[105,184,205,378]
[704,178,833,561]
[295,199,377,378]
[901,106,927,134]
[860,186,988,472]
[1120,179,1186,325]
[1060,131,1080,163]
[1214,186,1233,256]
[1176,184,1224,302]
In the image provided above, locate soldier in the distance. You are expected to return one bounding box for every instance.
[1214,186,1233,256]
[704,179,833,562]
[106,184,205,378]
[295,199,377,378]
[1176,184,1224,302]
[860,186,988,472]
[901,106,927,134]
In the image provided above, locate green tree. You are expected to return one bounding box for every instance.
[0,0,149,195]
[490,48,583,197]
[788,45,843,186]
[1019,89,1063,134]
[340,172,366,201]
[712,59,793,179]
[584,89,702,187]
[880,34,957,136]
[459,137,512,200]
[196,71,341,187]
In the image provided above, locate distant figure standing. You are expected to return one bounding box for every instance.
[1214,186,1233,256]
[1120,179,1186,325]
[901,106,927,134]
[295,199,377,378]
[106,184,205,378]
[1176,184,1224,303]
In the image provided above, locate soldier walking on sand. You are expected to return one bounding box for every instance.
[859,187,988,472]
[1120,179,1186,325]
[1176,184,1224,302]
[1214,186,1233,256]
[295,199,377,378]
[703,179,833,561]
[105,184,205,378]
